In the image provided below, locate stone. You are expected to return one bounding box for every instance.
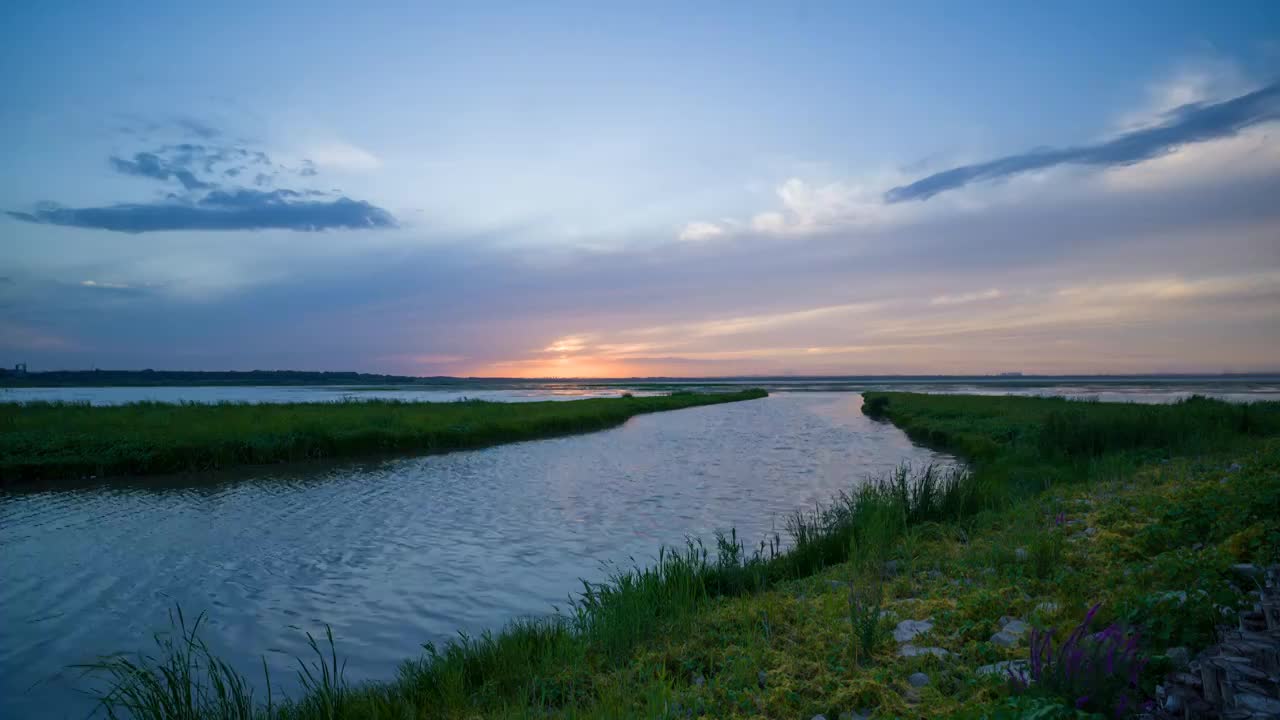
[1236,694,1280,714]
[692,673,705,687]
[1165,646,1190,668]
[1231,563,1262,578]
[991,630,1022,647]
[1001,619,1030,636]
[1084,527,1099,537]
[926,569,944,581]
[898,644,950,659]
[893,619,934,643]
[976,660,1029,678]
[811,715,828,720]
[757,670,767,689]
[1227,462,1242,472]
[883,560,900,577]
[828,579,849,591]
[1154,590,1188,605]
[1163,693,1183,714]
[908,672,930,687]
[1014,547,1029,562]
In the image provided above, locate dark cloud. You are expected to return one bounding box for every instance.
[110,152,214,191]
[886,81,1280,202]
[10,121,396,233]
[7,191,396,233]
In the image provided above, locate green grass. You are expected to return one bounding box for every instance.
[0,390,767,484]
[75,392,1280,718]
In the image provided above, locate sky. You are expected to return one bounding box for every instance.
[2,1,1279,378]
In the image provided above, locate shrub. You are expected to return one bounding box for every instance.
[1013,604,1152,718]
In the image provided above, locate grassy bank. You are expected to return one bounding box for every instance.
[0,389,767,484]
[80,393,1279,719]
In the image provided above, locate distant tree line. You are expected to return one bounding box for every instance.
[0,368,467,387]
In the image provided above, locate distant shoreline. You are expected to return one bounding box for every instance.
[2,368,1277,388]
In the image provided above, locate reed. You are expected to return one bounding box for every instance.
[0,389,767,484]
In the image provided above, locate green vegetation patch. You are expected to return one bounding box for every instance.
[0,389,767,484]
[76,391,1280,718]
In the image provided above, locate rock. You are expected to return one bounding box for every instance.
[1153,590,1188,605]
[811,715,828,720]
[977,660,1028,678]
[1001,619,1030,636]
[1231,563,1262,578]
[1014,547,1029,562]
[898,644,950,659]
[1084,527,1099,537]
[757,670,767,689]
[926,569,944,581]
[883,560,900,577]
[893,619,933,643]
[1227,462,1242,472]
[908,672,930,687]
[1034,601,1060,615]
[1165,646,1190,668]
[991,630,1022,647]
[692,673,704,687]
[1164,693,1183,714]
[1236,694,1280,714]
[828,579,848,591]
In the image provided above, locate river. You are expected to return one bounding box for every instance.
[2,380,1276,718]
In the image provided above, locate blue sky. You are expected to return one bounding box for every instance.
[3,2,1279,376]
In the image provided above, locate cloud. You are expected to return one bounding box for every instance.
[887,80,1280,202]
[677,221,725,241]
[307,141,382,171]
[929,288,1002,306]
[542,335,590,353]
[8,191,396,233]
[10,123,397,233]
[110,151,215,191]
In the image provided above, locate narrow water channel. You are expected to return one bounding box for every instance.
[2,392,950,718]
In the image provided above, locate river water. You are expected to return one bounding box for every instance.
[2,381,1276,719]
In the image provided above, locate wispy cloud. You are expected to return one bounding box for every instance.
[677,221,724,241]
[886,81,1280,202]
[110,152,215,191]
[9,191,396,233]
[929,288,1002,306]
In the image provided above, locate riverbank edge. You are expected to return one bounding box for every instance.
[0,389,767,486]
[78,392,1280,718]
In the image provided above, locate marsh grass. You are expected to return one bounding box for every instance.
[75,608,266,720]
[79,464,968,719]
[0,389,767,484]
[76,392,1280,718]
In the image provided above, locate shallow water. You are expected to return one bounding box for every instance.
[2,392,952,719]
[0,384,643,405]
